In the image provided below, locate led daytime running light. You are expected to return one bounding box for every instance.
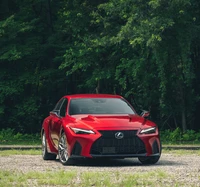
[140,127,156,134]
[70,127,95,134]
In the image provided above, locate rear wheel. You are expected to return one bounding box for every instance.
[58,132,70,165]
[42,132,57,160]
[138,155,160,165]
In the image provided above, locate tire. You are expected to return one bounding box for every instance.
[138,142,162,165]
[58,132,70,165]
[138,155,160,165]
[42,132,57,160]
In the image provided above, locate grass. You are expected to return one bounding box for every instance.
[162,141,200,145]
[1,140,41,145]
[1,148,200,156]
[0,169,182,187]
[162,149,200,155]
[0,138,41,145]
[0,149,41,156]
[1,149,200,186]
[0,138,41,146]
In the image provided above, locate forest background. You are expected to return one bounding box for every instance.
[0,0,200,134]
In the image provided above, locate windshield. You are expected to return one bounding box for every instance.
[69,98,135,115]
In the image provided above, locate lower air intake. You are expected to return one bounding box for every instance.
[71,141,82,156]
[90,130,146,155]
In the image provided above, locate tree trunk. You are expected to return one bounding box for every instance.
[181,96,187,132]
[47,0,53,31]
[96,80,100,94]
[181,108,187,132]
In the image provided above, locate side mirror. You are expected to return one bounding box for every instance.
[50,111,60,117]
[141,110,150,118]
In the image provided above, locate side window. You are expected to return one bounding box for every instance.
[60,99,68,117]
[53,98,64,111]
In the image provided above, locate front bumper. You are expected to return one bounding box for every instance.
[67,129,161,158]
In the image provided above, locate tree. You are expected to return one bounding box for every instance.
[0,0,200,133]
[0,0,66,133]
[60,0,200,131]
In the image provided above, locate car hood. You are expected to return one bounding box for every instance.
[69,114,147,130]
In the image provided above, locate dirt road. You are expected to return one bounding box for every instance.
[0,153,200,186]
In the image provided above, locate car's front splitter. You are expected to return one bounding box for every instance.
[70,153,161,159]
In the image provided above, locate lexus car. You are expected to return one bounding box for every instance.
[41,94,161,165]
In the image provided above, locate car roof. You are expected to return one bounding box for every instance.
[63,94,123,99]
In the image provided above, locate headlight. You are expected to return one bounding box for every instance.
[140,127,156,134]
[70,127,95,134]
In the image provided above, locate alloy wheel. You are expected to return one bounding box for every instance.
[41,132,56,160]
[58,132,69,165]
[42,133,46,158]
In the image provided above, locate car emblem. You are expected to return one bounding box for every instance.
[115,132,124,139]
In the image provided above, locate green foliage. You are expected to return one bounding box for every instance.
[0,128,14,141]
[182,130,200,141]
[0,129,40,145]
[0,0,200,133]
[160,128,200,144]
[0,0,67,133]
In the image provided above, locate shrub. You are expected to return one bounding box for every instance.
[160,128,200,144]
[0,128,40,145]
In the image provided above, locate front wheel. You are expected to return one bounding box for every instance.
[138,155,160,165]
[42,132,57,160]
[58,132,70,165]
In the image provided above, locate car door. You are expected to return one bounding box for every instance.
[49,98,68,149]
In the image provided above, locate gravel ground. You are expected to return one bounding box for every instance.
[0,153,200,186]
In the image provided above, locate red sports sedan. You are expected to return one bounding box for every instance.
[41,94,161,165]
